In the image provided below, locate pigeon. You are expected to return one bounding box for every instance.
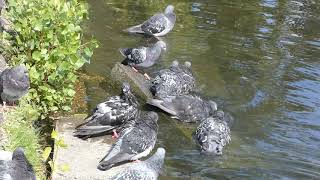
[124,5,176,37]
[150,61,195,99]
[0,65,30,106]
[97,111,159,171]
[112,147,165,180]
[120,41,166,80]
[0,147,36,180]
[120,41,166,69]
[74,82,139,139]
[195,110,231,155]
[147,94,217,123]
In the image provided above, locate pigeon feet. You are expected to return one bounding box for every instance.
[131,67,139,73]
[111,129,119,139]
[144,73,151,80]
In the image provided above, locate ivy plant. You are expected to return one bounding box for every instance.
[2,0,98,117]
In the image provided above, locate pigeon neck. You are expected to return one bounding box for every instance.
[204,101,214,115]
[121,92,139,106]
[165,13,176,23]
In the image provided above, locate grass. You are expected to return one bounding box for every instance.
[2,98,46,179]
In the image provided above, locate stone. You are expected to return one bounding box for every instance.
[52,115,131,180]
[111,63,152,100]
[0,150,12,161]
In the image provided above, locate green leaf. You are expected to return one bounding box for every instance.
[57,138,67,148]
[51,130,58,139]
[34,23,43,31]
[32,51,41,61]
[40,49,48,55]
[42,147,52,161]
[66,89,75,96]
[62,106,71,111]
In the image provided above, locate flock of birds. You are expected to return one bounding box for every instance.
[0,4,232,180]
[75,4,231,179]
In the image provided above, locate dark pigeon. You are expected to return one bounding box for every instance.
[150,61,195,99]
[74,82,139,139]
[112,147,165,180]
[195,111,231,155]
[147,94,217,123]
[0,147,36,180]
[97,111,159,171]
[0,65,30,105]
[120,41,166,69]
[124,5,176,37]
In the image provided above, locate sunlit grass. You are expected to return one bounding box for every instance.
[3,99,46,179]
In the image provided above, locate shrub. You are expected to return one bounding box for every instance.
[2,0,98,117]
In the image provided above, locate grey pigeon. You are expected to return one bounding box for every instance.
[97,111,159,171]
[112,147,165,180]
[0,147,36,180]
[124,5,176,37]
[147,94,217,123]
[120,41,166,69]
[195,111,231,155]
[0,65,30,105]
[150,61,195,99]
[74,82,139,139]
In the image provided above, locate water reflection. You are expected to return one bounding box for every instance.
[84,0,320,178]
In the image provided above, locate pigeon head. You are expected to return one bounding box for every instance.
[171,60,179,67]
[121,82,131,94]
[184,61,192,68]
[156,41,167,51]
[164,5,174,14]
[143,111,159,130]
[200,136,223,155]
[215,110,225,119]
[207,100,217,114]
[10,65,29,79]
[145,111,159,122]
[12,147,26,161]
[146,147,166,172]
[12,147,33,167]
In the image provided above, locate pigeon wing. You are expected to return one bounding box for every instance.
[141,14,167,35]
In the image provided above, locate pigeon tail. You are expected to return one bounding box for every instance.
[98,152,130,171]
[147,98,177,116]
[74,125,115,139]
[124,24,144,34]
[97,161,115,171]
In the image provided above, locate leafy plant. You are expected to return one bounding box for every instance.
[2,0,98,117]
[43,129,69,174]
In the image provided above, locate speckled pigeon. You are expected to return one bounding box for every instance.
[147,94,217,123]
[124,5,176,37]
[74,82,139,139]
[0,147,36,180]
[195,110,231,155]
[150,60,195,99]
[112,147,165,180]
[120,41,166,69]
[97,111,159,171]
[0,65,30,106]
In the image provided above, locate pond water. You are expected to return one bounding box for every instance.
[83,0,320,179]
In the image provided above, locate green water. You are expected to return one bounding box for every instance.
[83,0,320,179]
